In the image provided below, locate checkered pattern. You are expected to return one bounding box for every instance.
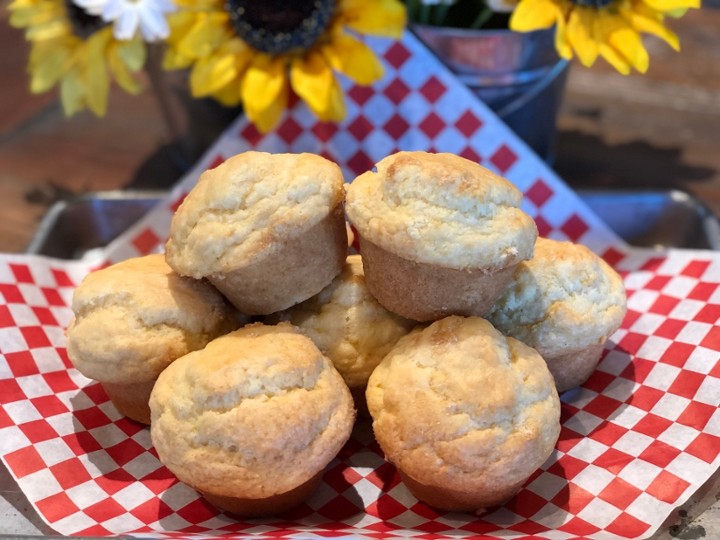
[2,31,720,540]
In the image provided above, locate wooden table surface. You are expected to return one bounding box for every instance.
[1,5,719,254]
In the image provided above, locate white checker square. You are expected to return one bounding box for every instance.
[88,423,132,449]
[363,129,397,161]
[3,400,43,424]
[100,513,145,534]
[364,93,400,127]
[602,377,639,403]
[386,481,420,508]
[564,409,605,436]
[0,327,29,353]
[532,503,571,532]
[623,270,654,291]
[571,464,616,497]
[651,392,691,422]
[663,276,699,298]
[597,350,634,377]
[66,479,113,509]
[612,431,654,457]
[123,454,164,480]
[150,513,191,532]
[658,422,699,449]
[433,127,465,154]
[289,132,322,155]
[627,289,660,313]
[576,497,622,528]
[394,510,436,529]
[112,481,156,510]
[666,451,714,480]
[160,481,202,512]
[625,491,673,525]
[669,299,705,321]
[642,362,681,391]
[685,346,719,375]
[32,347,68,373]
[45,413,76,437]
[397,92,433,125]
[628,313,665,335]
[562,388,598,409]
[53,512,96,535]
[618,458,662,490]
[566,435,609,462]
[16,374,53,399]
[0,426,30,454]
[17,283,49,307]
[432,92,465,125]
[79,451,121,479]
[675,321,714,346]
[0,356,11,378]
[694,374,720,406]
[8,303,36,325]
[18,468,63,500]
[705,407,720,437]
[527,471,568,500]
[608,404,646,431]
[50,306,72,327]
[34,438,75,466]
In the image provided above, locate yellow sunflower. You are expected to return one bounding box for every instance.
[9,0,146,116]
[163,0,407,133]
[510,0,700,74]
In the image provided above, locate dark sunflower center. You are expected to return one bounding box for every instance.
[225,0,336,54]
[64,0,107,39]
[571,0,614,7]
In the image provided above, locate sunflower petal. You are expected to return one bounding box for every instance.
[566,7,599,67]
[84,29,111,116]
[602,12,649,73]
[211,81,242,107]
[108,42,143,94]
[641,0,700,12]
[623,4,680,50]
[321,31,383,85]
[290,51,346,122]
[60,67,85,116]
[190,52,240,97]
[509,0,560,31]
[29,38,72,93]
[115,38,146,72]
[241,54,289,133]
[339,0,406,38]
[178,12,229,60]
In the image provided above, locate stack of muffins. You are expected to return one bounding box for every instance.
[65,150,627,516]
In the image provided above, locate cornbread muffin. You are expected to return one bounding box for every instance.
[271,254,417,408]
[487,237,627,393]
[345,151,537,321]
[149,323,355,517]
[66,254,238,424]
[165,151,348,315]
[366,316,560,512]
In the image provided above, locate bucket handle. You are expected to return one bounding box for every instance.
[495,58,569,119]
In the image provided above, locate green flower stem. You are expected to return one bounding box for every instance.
[469,6,493,28]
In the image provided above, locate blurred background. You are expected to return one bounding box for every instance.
[0,1,718,254]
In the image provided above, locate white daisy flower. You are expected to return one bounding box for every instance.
[72,0,176,42]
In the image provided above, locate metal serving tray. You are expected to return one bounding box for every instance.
[24,188,720,258]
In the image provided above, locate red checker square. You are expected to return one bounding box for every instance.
[534,216,553,237]
[169,192,188,213]
[646,470,690,503]
[0,378,25,403]
[590,421,628,447]
[365,462,401,491]
[41,287,66,307]
[689,282,717,302]
[548,454,589,480]
[44,370,80,394]
[239,122,264,146]
[347,150,375,176]
[383,114,410,140]
[508,519,548,536]
[0,304,15,327]
[83,496,128,523]
[700,326,720,352]
[627,385,665,411]
[696,304,720,324]
[651,297,682,318]
[348,85,374,106]
[555,425,584,453]
[593,447,635,475]
[177,497,220,524]
[419,76,446,103]
[139,465,177,495]
[685,432,720,464]
[20,326,52,348]
[19,418,58,444]
[132,229,161,255]
[0,283,24,303]
[413,519,454,534]
[557,515,600,536]
[459,520,499,535]
[525,179,554,208]
[618,332,649,356]
[639,440,682,468]
[602,247,627,267]
[50,268,74,287]
[207,154,226,170]
[583,370,617,393]
[409,500,441,520]
[0,408,11,428]
[82,382,110,405]
[95,469,134,496]
[458,146,481,163]
[677,401,717,430]
[32,307,58,326]
[383,42,411,68]
[347,116,374,141]
[489,144,518,173]
[682,260,711,278]
[10,263,34,283]
[316,496,364,521]
[74,524,112,536]
[454,110,483,137]
[645,275,672,290]
[6,351,40,377]
[276,117,303,144]
[621,357,656,385]
[605,512,651,538]
[73,406,112,431]
[106,438,147,467]
[4,446,46,478]
[32,395,68,417]
[659,342,695,367]
[620,309,641,330]
[418,112,445,139]
[505,488,549,518]
[63,431,104,455]
[583,394,623,418]
[382,78,410,105]
[366,493,408,520]
[35,491,78,523]
[129,497,175,523]
[560,214,590,242]
[668,369,706,399]
[311,121,338,143]
[633,413,672,439]
[640,256,667,272]
[50,457,92,490]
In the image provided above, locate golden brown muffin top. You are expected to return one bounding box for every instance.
[488,238,627,356]
[66,254,237,384]
[166,151,345,277]
[345,151,537,270]
[149,323,355,500]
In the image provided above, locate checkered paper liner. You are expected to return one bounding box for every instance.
[1,31,719,540]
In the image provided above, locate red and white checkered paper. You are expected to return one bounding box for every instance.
[1,31,719,539]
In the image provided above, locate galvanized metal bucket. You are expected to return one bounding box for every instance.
[411,24,569,161]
